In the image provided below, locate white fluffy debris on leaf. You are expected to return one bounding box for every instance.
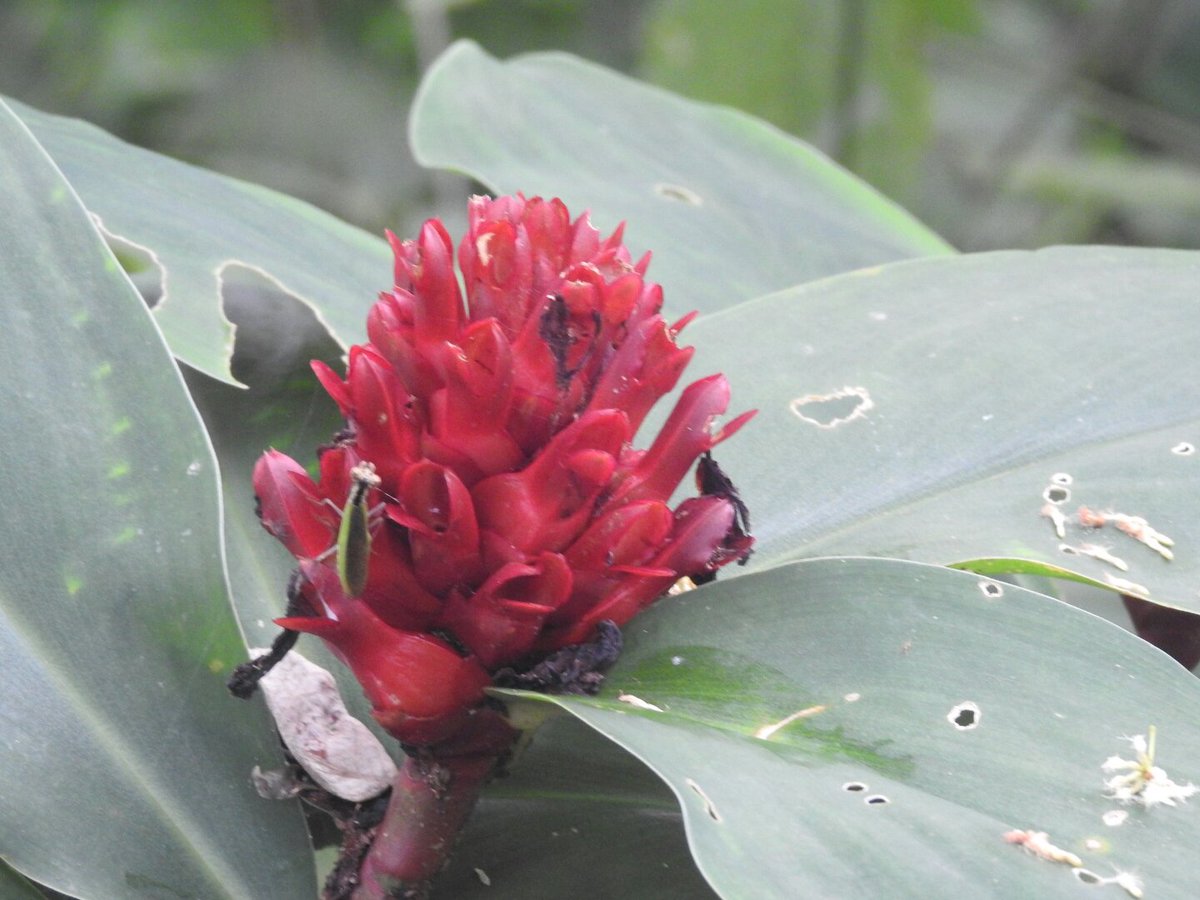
[1102,727,1197,808]
[1040,503,1068,538]
[1076,507,1175,561]
[253,648,398,802]
[1003,829,1082,867]
[618,693,664,712]
[1108,870,1145,899]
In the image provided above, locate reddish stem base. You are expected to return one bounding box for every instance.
[350,713,517,900]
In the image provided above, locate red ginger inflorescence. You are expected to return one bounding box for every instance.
[253,195,754,748]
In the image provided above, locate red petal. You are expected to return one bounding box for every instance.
[280,562,489,745]
[392,460,483,595]
[440,553,572,667]
[471,409,627,554]
[253,449,336,559]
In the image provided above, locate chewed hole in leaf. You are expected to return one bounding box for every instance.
[653,182,703,206]
[978,580,1004,599]
[789,386,874,429]
[1171,441,1195,456]
[842,781,868,792]
[1075,869,1103,886]
[948,701,980,730]
[864,794,890,806]
[100,224,165,309]
[1051,472,1074,486]
[1043,485,1070,504]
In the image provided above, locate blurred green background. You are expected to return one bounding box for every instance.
[4,0,1200,252]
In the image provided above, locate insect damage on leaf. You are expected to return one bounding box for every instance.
[1004,829,1082,867]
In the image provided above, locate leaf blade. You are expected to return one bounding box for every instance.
[0,99,315,900]
[409,41,955,318]
[683,246,1200,611]
[509,558,1200,898]
[8,96,391,386]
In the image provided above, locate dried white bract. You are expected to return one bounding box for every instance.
[1076,507,1174,561]
[1040,503,1068,538]
[1102,727,1197,808]
[1108,871,1145,899]
[617,693,664,712]
[1003,829,1082,867]
[254,648,398,802]
[1109,513,1174,561]
[1103,573,1150,598]
[1060,542,1129,571]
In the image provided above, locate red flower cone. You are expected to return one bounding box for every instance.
[240,195,753,897]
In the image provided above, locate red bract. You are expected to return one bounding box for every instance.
[253,195,753,747]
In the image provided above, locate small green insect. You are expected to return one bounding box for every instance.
[328,461,382,597]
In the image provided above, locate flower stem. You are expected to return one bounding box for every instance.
[350,713,517,899]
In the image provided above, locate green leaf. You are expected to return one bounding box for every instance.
[435,715,716,898]
[684,246,1200,611]
[409,41,955,317]
[181,273,393,738]
[7,97,391,387]
[0,861,47,900]
[508,558,1200,898]
[0,100,316,899]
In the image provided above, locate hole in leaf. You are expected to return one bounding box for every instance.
[1172,442,1195,456]
[979,581,1003,599]
[842,782,867,792]
[1043,485,1070,504]
[101,226,164,309]
[947,701,980,730]
[864,794,890,806]
[789,386,874,429]
[1051,472,1073,486]
[1074,869,1103,886]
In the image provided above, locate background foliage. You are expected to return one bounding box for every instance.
[4,0,1200,251]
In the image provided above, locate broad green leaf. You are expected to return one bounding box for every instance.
[7,97,391,387]
[0,100,315,899]
[0,861,46,900]
[435,714,715,898]
[510,558,1200,898]
[681,246,1200,611]
[181,273,394,740]
[409,41,955,317]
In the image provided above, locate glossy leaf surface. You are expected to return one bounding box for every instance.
[679,247,1200,612]
[410,41,955,317]
[8,97,390,387]
[517,558,1200,898]
[0,100,316,899]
